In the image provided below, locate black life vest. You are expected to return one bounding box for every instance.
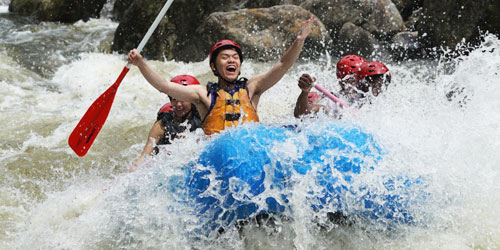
[154,106,202,154]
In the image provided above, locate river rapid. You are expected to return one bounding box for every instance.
[1,3,500,250]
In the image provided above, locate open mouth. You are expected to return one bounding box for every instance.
[175,109,186,116]
[226,65,236,73]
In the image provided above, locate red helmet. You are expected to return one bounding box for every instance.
[158,102,173,113]
[357,61,390,79]
[307,92,321,104]
[336,55,366,80]
[209,39,243,66]
[170,75,200,86]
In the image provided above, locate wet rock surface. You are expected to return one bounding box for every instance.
[9,0,106,23]
[8,0,500,61]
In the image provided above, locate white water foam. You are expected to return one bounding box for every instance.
[0,6,8,14]
[3,32,500,249]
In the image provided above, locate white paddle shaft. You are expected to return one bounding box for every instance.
[126,0,175,68]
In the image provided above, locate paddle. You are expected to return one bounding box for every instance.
[68,0,175,157]
[313,83,348,108]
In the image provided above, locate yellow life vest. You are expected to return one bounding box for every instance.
[202,80,259,135]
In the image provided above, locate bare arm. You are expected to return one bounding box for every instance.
[248,17,316,104]
[294,91,310,118]
[129,121,164,172]
[127,49,206,104]
[294,73,314,117]
[294,96,326,118]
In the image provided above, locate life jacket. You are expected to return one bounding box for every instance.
[202,78,259,135]
[154,106,202,154]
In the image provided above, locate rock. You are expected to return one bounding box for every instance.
[241,0,299,8]
[112,0,273,22]
[300,0,404,39]
[300,0,370,38]
[361,0,405,39]
[390,31,421,60]
[481,1,500,37]
[337,22,389,59]
[415,0,492,49]
[112,0,167,60]
[9,0,106,23]
[112,0,135,22]
[391,0,422,20]
[196,5,331,62]
[111,0,240,62]
[404,7,422,32]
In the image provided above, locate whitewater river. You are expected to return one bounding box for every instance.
[1,3,500,250]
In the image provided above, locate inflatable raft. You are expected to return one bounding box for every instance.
[171,122,424,232]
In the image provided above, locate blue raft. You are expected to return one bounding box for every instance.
[181,122,424,232]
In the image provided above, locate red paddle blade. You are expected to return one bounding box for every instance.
[68,67,130,157]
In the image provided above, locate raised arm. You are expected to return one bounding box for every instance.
[248,17,316,101]
[127,49,206,104]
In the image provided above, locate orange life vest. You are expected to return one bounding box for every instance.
[202,79,259,135]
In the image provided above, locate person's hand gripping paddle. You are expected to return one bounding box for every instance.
[68,0,175,157]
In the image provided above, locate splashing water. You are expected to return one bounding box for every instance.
[1,8,500,249]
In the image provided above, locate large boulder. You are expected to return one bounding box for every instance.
[404,7,422,32]
[242,0,300,8]
[337,22,389,59]
[300,0,404,39]
[300,0,370,38]
[196,5,331,62]
[481,1,500,37]
[112,0,135,22]
[415,0,492,49]
[111,0,240,61]
[391,0,422,20]
[111,0,301,22]
[9,0,106,23]
[361,0,405,39]
[390,31,421,60]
